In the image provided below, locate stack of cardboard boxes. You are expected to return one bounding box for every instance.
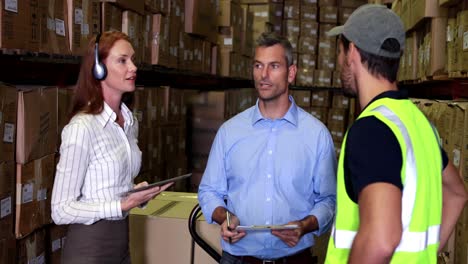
[413,99,468,264]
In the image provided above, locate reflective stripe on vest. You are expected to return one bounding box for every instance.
[333,105,440,252]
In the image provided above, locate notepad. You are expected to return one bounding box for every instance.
[119,173,192,197]
[235,224,299,231]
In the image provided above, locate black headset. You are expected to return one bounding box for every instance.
[92,33,107,80]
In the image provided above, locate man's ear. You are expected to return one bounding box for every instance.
[287,64,297,84]
[347,42,361,66]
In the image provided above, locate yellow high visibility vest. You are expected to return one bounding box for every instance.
[325,98,442,264]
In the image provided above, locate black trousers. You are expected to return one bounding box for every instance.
[62,218,130,264]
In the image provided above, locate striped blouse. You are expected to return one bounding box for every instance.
[51,102,142,225]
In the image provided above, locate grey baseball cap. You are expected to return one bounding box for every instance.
[327,4,405,58]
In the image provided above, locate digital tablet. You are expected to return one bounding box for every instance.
[120,173,192,197]
[235,224,298,231]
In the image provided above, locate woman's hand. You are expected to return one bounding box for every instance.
[120,181,173,211]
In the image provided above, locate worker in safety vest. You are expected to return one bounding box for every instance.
[325,4,468,263]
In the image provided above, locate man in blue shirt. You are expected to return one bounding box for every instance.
[198,32,337,264]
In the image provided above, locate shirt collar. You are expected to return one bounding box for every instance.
[251,95,298,126]
[97,101,134,128]
[362,90,408,112]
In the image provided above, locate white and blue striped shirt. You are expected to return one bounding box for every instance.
[52,102,141,225]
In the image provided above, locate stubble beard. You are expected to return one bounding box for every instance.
[340,68,357,98]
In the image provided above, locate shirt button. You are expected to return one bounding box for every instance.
[266,197,271,202]
[268,150,272,155]
[266,221,270,225]
[267,174,271,178]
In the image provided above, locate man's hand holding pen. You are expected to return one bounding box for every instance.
[222,210,246,244]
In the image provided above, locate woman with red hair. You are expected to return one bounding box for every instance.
[51,31,171,263]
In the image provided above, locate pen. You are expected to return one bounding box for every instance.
[226,210,232,243]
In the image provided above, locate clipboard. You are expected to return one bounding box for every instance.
[235,224,298,231]
[119,173,192,197]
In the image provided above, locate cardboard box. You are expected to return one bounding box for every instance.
[318,53,336,71]
[101,2,122,32]
[47,224,68,264]
[332,70,342,87]
[241,6,254,56]
[301,5,318,21]
[296,68,315,87]
[40,0,70,55]
[332,94,350,109]
[311,90,332,107]
[339,0,367,8]
[0,236,16,264]
[458,10,468,72]
[151,14,170,66]
[17,228,46,264]
[283,19,300,41]
[319,6,338,23]
[145,0,170,14]
[16,86,58,165]
[0,162,14,240]
[307,106,329,125]
[301,21,319,38]
[291,90,311,107]
[314,69,333,87]
[410,0,447,30]
[0,1,40,50]
[318,37,337,56]
[122,10,143,64]
[218,0,243,28]
[302,0,318,5]
[298,53,317,69]
[0,84,17,163]
[57,87,74,147]
[185,0,217,43]
[129,192,221,264]
[15,154,55,238]
[67,0,99,56]
[338,7,354,24]
[298,36,317,54]
[319,0,336,6]
[284,0,300,19]
[100,0,144,15]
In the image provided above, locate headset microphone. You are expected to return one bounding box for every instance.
[92,33,107,80]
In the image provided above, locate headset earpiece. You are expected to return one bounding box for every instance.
[92,33,107,80]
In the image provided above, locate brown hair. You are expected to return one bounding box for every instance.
[69,31,132,119]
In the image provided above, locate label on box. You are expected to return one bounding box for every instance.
[74,8,83,24]
[47,17,56,31]
[37,188,47,201]
[464,32,468,51]
[333,115,343,121]
[55,19,66,36]
[3,123,14,143]
[1,196,11,218]
[81,23,89,35]
[22,183,34,204]
[224,38,233,46]
[303,98,310,103]
[52,238,61,252]
[453,149,460,167]
[5,0,18,13]
[129,26,135,39]
[255,11,268,18]
[146,15,150,32]
[36,253,45,264]
[447,25,453,42]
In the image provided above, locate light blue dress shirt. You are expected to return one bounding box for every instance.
[198,96,337,259]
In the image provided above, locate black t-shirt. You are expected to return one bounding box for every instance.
[344,90,449,203]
